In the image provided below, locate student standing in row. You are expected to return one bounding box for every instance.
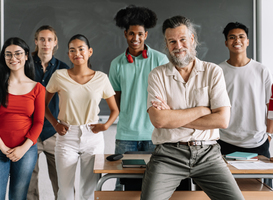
[140,16,244,200]
[28,25,69,200]
[0,37,45,200]
[218,22,273,187]
[109,5,169,156]
[218,22,273,156]
[45,34,119,200]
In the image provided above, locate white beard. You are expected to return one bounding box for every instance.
[167,46,196,69]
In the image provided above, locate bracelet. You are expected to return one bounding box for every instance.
[266,132,273,139]
[55,120,61,128]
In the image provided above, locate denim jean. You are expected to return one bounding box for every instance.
[115,140,155,154]
[115,140,155,190]
[0,144,38,200]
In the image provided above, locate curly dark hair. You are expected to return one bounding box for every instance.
[114,5,157,31]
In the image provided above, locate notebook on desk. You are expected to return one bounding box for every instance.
[225,151,258,160]
[122,159,146,168]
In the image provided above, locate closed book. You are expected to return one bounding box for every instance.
[122,159,146,168]
[225,151,258,160]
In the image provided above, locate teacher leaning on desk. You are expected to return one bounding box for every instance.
[140,15,244,200]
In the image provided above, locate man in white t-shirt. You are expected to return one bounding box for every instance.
[218,22,273,159]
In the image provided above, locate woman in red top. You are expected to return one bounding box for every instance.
[0,37,45,200]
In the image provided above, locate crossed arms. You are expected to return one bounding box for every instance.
[148,96,230,130]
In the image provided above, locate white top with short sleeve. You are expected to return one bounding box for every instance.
[147,58,231,145]
[46,69,115,125]
[219,59,272,148]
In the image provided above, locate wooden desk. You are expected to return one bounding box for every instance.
[228,156,273,179]
[94,154,273,200]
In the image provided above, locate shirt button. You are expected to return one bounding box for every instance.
[42,80,44,82]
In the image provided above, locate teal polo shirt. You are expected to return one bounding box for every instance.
[109,45,169,141]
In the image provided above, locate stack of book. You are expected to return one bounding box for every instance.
[225,151,258,161]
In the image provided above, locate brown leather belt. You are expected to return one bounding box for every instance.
[167,140,217,146]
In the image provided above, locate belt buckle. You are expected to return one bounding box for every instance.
[188,141,202,146]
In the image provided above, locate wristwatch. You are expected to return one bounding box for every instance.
[267,132,273,140]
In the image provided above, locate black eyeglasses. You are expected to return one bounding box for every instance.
[4,52,24,60]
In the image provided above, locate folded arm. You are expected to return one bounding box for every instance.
[183,106,230,130]
[150,96,230,130]
[148,106,211,129]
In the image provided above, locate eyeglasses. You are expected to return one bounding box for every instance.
[4,52,24,60]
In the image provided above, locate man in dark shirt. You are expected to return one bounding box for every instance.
[27,25,69,200]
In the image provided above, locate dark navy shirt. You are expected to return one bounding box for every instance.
[33,54,69,141]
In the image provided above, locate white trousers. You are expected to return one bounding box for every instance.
[55,122,104,200]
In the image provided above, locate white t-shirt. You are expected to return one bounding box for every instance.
[46,69,115,125]
[147,58,231,144]
[219,59,272,148]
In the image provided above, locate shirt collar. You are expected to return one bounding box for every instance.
[33,54,56,66]
[165,57,205,82]
[166,57,204,76]
[124,44,151,58]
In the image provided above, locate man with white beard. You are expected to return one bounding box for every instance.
[140,16,245,200]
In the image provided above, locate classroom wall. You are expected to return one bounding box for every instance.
[260,0,273,155]
[260,0,273,73]
[2,0,254,115]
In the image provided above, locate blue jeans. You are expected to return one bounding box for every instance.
[115,140,155,190]
[115,140,155,154]
[0,144,38,200]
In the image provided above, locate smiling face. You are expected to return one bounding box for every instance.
[225,28,249,54]
[35,29,57,56]
[5,45,28,72]
[68,39,93,67]
[124,25,148,56]
[165,25,196,68]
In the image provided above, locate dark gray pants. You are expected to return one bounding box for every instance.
[140,143,245,200]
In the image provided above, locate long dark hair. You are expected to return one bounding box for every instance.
[68,34,92,69]
[0,37,34,107]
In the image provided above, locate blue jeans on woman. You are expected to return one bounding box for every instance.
[0,144,38,200]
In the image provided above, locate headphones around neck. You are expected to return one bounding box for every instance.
[125,44,148,63]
